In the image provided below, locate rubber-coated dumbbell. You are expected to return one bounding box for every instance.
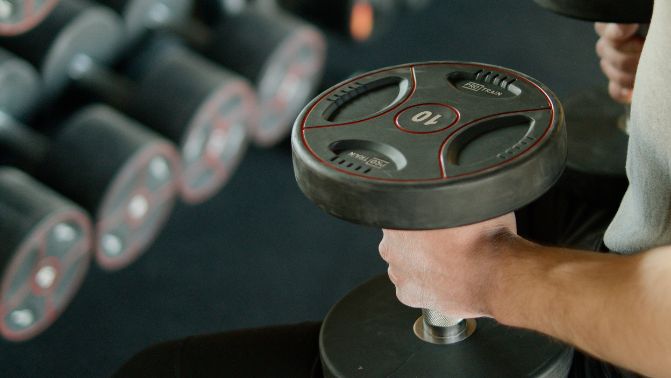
[0,101,180,270]
[0,46,91,342]
[115,35,256,202]
[71,33,256,203]
[535,0,652,178]
[292,62,573,376]
[184,1,326,146]
[0,0,59,36]
[2,0,256,203]
[0,167,92,341]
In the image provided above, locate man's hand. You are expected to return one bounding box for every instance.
[378,213,516,318]
[594,22,645,104]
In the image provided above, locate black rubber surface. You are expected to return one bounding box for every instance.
[321,275,573,377]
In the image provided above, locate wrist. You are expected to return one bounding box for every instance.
[484,234,547,326]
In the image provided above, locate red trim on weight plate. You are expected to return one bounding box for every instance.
[303,65,418,130]
[300,62,557,183]
[0,0,59,36]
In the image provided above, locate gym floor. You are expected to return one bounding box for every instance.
[0,1,606,376]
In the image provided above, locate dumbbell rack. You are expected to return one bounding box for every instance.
[0,0,349,342]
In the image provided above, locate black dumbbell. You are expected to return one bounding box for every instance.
[0,0,124,100]
[0,46,91,342]
[2,0,257,203]
[292,62,572,376]
[535,0,652,178]
[119,35,256,202]
[186,2,326,146]
[0,69,179,271]
[94,0,193,43]
[277,0,398,42]
[0,167,92,342]
[0,0,59,36]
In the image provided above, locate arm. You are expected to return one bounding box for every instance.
[490,235,671,377]
[379,216,671,377]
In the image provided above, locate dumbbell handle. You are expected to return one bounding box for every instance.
[0,111,49,168]
[69,54,135,111]
[415,308,476,345]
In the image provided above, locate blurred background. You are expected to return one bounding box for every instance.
[0,0,606,376]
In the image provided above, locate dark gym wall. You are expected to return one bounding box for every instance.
[0,1,604,377]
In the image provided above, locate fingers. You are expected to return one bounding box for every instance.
[594,22,644,104]
[594,22,639,41]
[600,58,636,91]
[608,81,633,104]
[595,37,643,71]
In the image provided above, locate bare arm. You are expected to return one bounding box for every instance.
[380,217,671,377]
[490,236,671,377]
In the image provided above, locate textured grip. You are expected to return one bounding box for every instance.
[422,309,462,328]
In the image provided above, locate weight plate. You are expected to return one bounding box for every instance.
[292,62,566,229]
[0,47,40,118]
[0,167,91,341]
[564,87,628,177]
[132,41,256,203]
[98,0,192,41]
[0,0,59,36]
[41,105,179,270]
[534,0,653,23]
[320,275,573,377]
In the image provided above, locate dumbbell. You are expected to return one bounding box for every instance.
[186,1,326,146]
[0,0,59,36]
[0,168,92,341]
[2,0,256,203]
[0,47,91,342]
[0,52,179,270]
[292,62,572,376]
[535,0,652,178]
[277,0,397,42]
[94,0,192,43]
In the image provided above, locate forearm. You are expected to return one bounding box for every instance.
[489,236,671,377]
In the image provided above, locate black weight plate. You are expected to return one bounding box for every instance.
[0,47,40,118]
[0,167,91,341]
[534,0,653,23]
[320,275,573,377]
[0,0,59,36]
[565,87,628,177]
[292,62,566,229]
